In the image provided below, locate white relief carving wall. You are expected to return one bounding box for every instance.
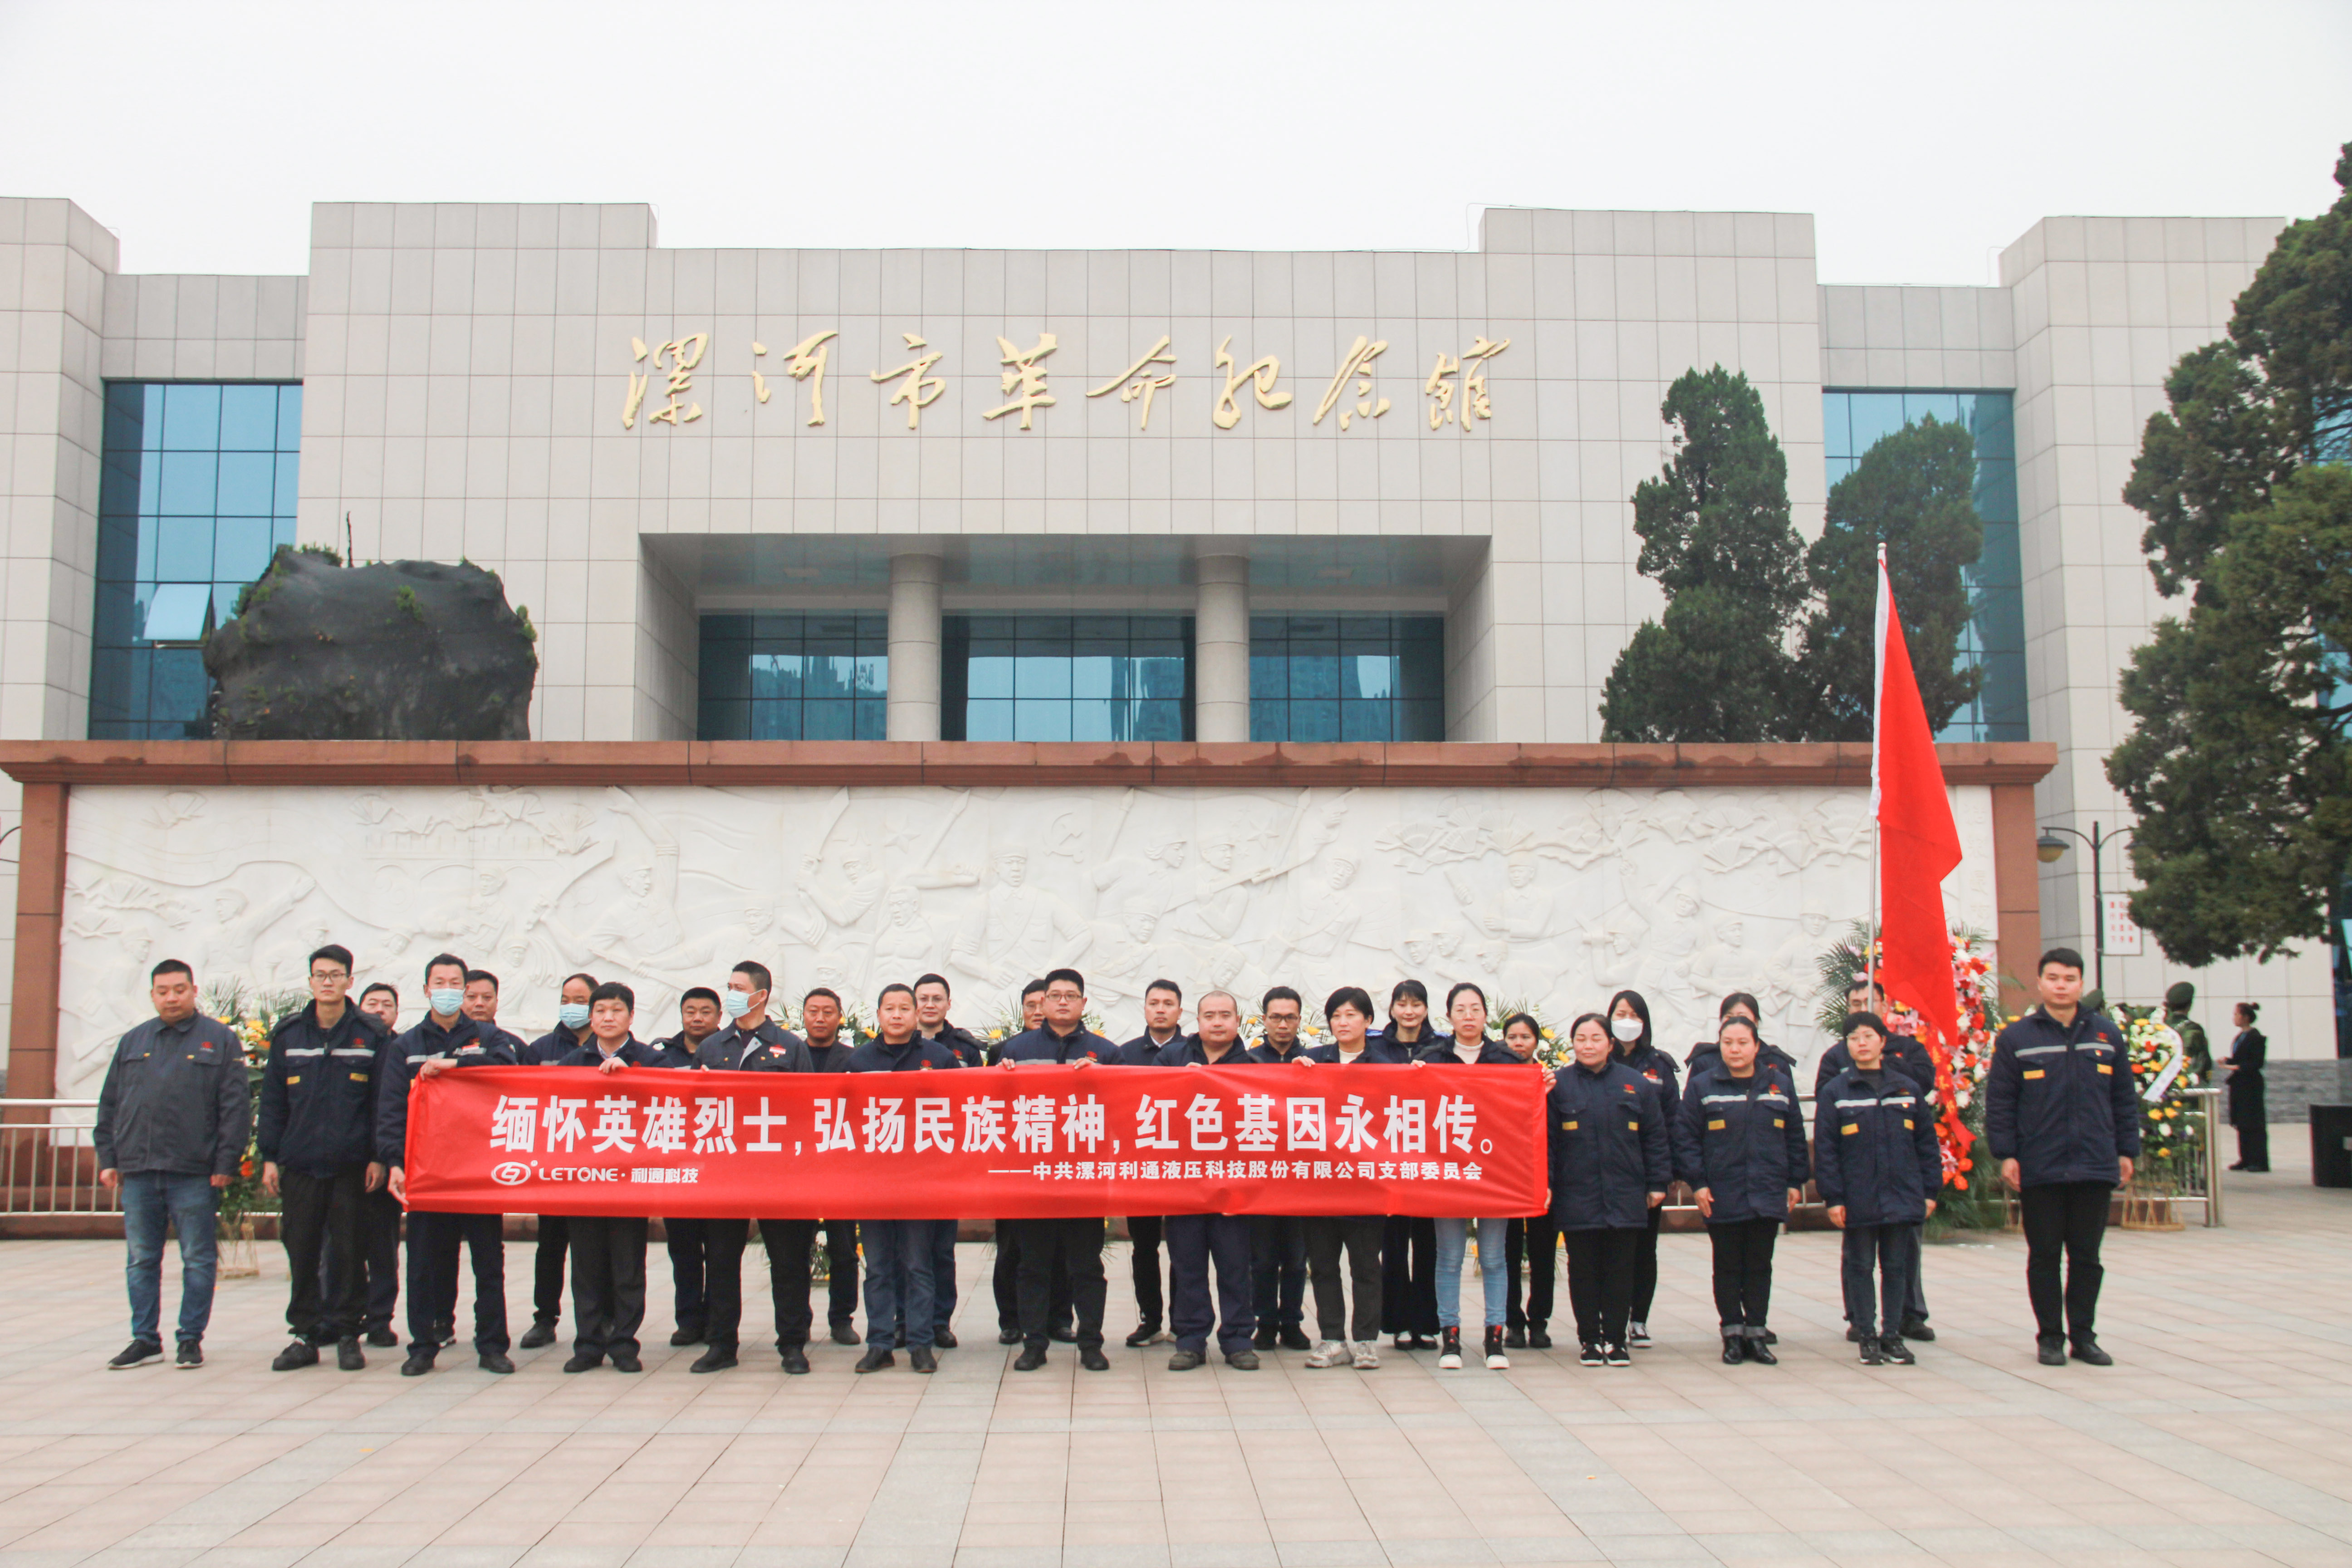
[55,782,1999,1098]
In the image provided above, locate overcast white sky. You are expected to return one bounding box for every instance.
[2,1,2345,284]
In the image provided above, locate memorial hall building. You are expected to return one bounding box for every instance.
[0,195,2341,1104]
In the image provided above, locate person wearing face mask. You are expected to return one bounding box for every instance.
[1298,987,1398,1370]
[1814,1010,1942,1366]
[998,968,1119,1372]
[651,986,725,1352]
[517,970,598,1352]
[691,961,818,1373]
[377,953,519,1377]
[848,983,965,1374]
[548,981,691,1372]
[1605,990,1679,1348]
[1246,986,1314,1353]
[1158,990,1261,1370]
[1676,1015,1808,1364]
[1119,979,1189,1348]
[1548,1012,1671,1367]
[1377,980,1443,1350]
[798,987,867,1347]
[1498,1014,1563,1350]
[348,982,407,1348]
[912,973,985,1353]
[258,944,391,1374]
[1420,986,1550,1371]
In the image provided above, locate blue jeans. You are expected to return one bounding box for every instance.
[861,1219,935,1351]
[122,1172,219,1346]
[1434,1216,1512,1330]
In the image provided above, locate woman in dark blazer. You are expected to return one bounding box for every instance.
[2225,1002,2268,1172]
[1377,981,1443,1348]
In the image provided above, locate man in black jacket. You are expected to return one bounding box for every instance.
[997,968,1120,1372]
[1118,979,1187,1347]
[1986,947,2139,1367]
[912,973,986,1351]
[800,986,864,1343]
[1246,985,1313,1352]
[656,985,726,1349]
[517,970,598,1350]
[1158,990,1261,1370]
[350,982,406,1346]
[847,984,965,1374]
[94,958,250,1370]
[259,943,389,1372]
[380,952,519,1376]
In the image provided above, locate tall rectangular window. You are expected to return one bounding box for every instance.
[92,382,302,739]
[697,613,888,740]
[1823,389,2024,742]
[1249,614,1444,742]
[941,615,1191,742]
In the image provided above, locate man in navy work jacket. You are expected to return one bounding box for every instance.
[1245,985,1313,1352]
[257,943,390,1373]
[379,952,519,1376]
[351,981,407,1346]
[996,967,1121,1371]
[799,987,866,1343]
[1813,1011,1942,1367]
[912,972,987,1352]
[847,982,965,1373]
[691,960,818,1374]
[517,969,597,1351]
[653,985,726,1350]
[1118,978,1189,1347]
[1158,990,1262,1371]
[94,958,250,1371]
[1985,946,2139,1368]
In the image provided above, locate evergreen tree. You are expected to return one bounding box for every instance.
[1794,415,1986,740]
[1599,366,1808,742]
[2108,142,2352,966]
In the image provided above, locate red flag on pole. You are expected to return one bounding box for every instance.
[1872,546,1964,1061]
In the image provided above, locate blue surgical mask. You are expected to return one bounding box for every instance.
[559,1002,591,1030]
[721,990,752,1020]
[429,988,464,1017]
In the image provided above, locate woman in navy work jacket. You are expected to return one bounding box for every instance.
[1605,989,1679,1347]
[1548,1012,1672,1367]
[1675,1015,1808,1364]
[1813,1010,1942,1367]
[1377,980,1443,1349]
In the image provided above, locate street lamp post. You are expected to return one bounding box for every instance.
[2035,820,2134,995]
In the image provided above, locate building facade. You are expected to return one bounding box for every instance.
[0,196,2337,1076]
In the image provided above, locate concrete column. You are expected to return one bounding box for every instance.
[886,551,944,742]
[1194,554,1250,743]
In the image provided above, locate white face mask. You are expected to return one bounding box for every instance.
[1610,1015,1644,1044]
[721,989,752,1020]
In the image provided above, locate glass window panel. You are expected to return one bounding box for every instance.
[96,522,137,583]
[855,653,887,695]
[1347,654,1398,701]
[1069,698,1114,742]
[212,517,273,584]
[966,654,1014,698]
[214,451,275,517]
[1290,652,1339,700]
[276,386,304,450]
[1398,700,1444,741]
[160,385,220,451]
[750,700,802,740]
[1822,392,1851,460]
[1340,701,1392,741]
[137,451,162,515]
[147,647,208,732]
[699,699,746,740]
[703,647,751,701]
[1250,652,1285,698]
[136,516,159,580]
[1846,392,1905,456]
[855,699,885,740]
[801,700,852,739]
[1137,700,1183,741]
[965,699,1014,740]
[1904,392,1962,428]
[272,517,296,549]
[1011,699,1071,741]
[1290,699,1338,742]
[1070,654,1115,699]
[89,647,132,718]
[159,452,216,514]
[274,453,300,517]
[1250,698,1286,741]
[1014,655,1072,699]
[154,519,214,581]
[218,386,279,451]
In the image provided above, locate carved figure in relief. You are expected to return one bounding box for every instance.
[1267,856,1365,972]
[200,877,316,980]
[1086,900,1177,1009]
[951,848,1092,991]
[872,885,940,971]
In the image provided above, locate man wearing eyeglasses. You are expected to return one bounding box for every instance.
[995,967,1120,1372]
[257,944,390,1372]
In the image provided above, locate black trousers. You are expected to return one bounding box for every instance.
[1379,1216,1439,1335]
[1707,1217,1779,1330]
[568,1214,649,1359]
[358,1186,402,1333]
[2235,1122,2270,1171]
[1008,1216,1107,1349]
[994,1219,1071,1333]
[2021,1181,2110,1342]
[1166,1212,1254,1355]
[1128,1214,1166,1329]
[1250,1214,1308,1332]
[406,1210,507,1353]
[1630,1203,1664,1323]
[702,1218,818,1352]
[665,1216,708,1337]
[1840,1221,1917,1337]
[823,1218,860,1326]
[1303,1215,1383,1342]
[1562,1226,1641,1348]
[279,1166,367,1342]
[532,1214,568,1327]
[1504,1213,1560,1330]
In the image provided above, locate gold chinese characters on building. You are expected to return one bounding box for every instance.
[620,328,1509,434]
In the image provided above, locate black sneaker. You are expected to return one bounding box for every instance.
[108,1339,162,1370]
[934,1328,957,1350]
[433,1323,456,1349]
[172,1342,202,1369]
[272,1341,320,1372]
[1279,1326,1312,1352]
[1013,1345,1048,1372]
[1858,1337,1885,1366]
[1845,1324,1864,1343]
[997,1328,1023,1346]
[1225,1349,1261,1370]
[1167,1348,1205,1371]
[518,1322,558,1350]
[1528,1326,1552,1350]
[669,1326,706,1347]
[1578,1341,1604,1367]
[2070,1337,2113,1367]
[611,1350,643,1373]
[366,1327,401,1349]
[691,1345,737,1373]
[336,1339,366,1372]
[909,1345,937,1374]
[832,1322,863,1346]
[1879,1336,1916,1366]
[1079,1346,1109,1372]
[854,1348,895,1373]
[2037,1336,2066,1367]
[1505,1325,1527,1349]
[1603,1342,1631,1368]
[402,1348,437,1377]
[1253,1325,1278,1350]
[1627,1322,1651,1348]
[1900,1318,1936,1343]
[1125,1323,1160,1348]
[780,1347,810,1375]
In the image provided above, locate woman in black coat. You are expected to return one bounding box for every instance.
[1377,980,1443,1348]
[1606,989,1678,1347]
[2225,1002,2269,1172]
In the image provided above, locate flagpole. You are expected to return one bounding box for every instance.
[1870,543,1886,1000]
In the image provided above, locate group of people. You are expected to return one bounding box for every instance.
[89,941,2144,1377]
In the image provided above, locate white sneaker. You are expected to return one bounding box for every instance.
[1349,1341,1379,1370]
[1151,1328,1175,1344]
[1437,1327,1463,1370]
[1303,1339,1347,1368]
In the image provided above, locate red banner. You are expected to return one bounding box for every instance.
[404,1064,1548,1220]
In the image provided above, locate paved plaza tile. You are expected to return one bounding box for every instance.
[1,1132,2347,1568]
